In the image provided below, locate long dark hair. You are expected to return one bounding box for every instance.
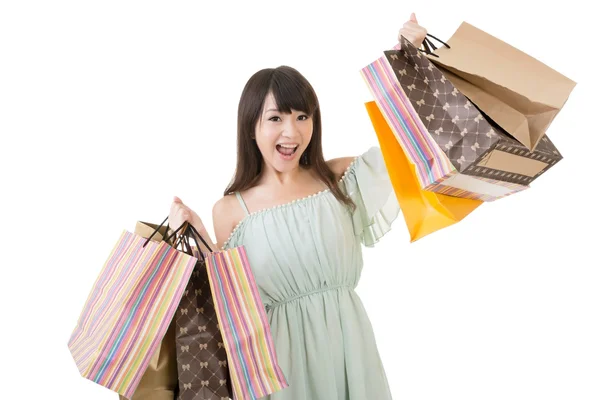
[224,65,354,210]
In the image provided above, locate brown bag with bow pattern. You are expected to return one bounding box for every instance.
[174,224,233,400]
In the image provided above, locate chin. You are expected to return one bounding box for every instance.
[273,160,300,172]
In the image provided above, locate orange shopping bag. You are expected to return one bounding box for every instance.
[365,101,483,242]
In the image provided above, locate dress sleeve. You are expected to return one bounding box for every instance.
[341,146,400,247]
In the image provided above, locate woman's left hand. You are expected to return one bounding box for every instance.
[398,13,427,48]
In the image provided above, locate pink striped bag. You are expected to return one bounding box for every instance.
[185,225,289,400]
[68,217,197,398]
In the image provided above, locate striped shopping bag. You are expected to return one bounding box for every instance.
[186,225,289,400]
[68,216,196,399]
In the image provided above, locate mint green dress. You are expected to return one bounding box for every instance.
[222,146,400,400]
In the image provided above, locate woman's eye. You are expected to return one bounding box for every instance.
[269,115,309,122]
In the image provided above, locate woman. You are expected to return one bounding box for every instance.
[170,13,428,400]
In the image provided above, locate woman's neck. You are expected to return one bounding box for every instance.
[258,163,309,188]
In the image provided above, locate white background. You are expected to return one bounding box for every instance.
[1,0,597,399]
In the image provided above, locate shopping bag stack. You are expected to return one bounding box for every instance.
[68,216,288,400]
[361,21,576,241]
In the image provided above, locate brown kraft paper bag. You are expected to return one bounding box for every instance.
[390,36,565,188]
[425,22,576,183]
[430,21,577,151]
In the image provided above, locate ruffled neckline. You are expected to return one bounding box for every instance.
[221,156,359,250]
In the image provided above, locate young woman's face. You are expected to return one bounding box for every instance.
[255,92,313,173]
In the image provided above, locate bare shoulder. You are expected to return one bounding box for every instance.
[212,194,245,249]
[326,156,357,180]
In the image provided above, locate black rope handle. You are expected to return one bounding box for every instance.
[180,230,195,257]
[185,223,214,253]
[417,33,450,58]
[142,215,188,248]
[180,232,204,268]
[181,226,204,262]
[140,214,214,258]
[422,37,432,54]
[172,226,189,251]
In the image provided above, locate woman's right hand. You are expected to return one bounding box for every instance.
[398,13,427,49]
[169,196,208,238]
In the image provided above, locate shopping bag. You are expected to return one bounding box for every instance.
[429,21,577,152]
[362,43,530,201]
[186,225,290,400]
[68,217,197,399]
[174,227,233,400]
[362,19,577,199]
[117,220,179,400]
[361,46,530,202]
[365,100,483,241]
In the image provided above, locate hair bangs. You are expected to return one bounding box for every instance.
[269,68,318,116]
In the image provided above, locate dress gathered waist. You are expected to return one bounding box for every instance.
[265,283,355,311]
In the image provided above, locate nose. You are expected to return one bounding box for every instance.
[281,117,301,138]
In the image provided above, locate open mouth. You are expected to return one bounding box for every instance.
[276,144,299,156]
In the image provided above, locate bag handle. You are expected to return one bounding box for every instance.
[178,224,213,263]
[179,229,198,259]
[185,223,214,253]
[417,33,450,58]
[141,214,215,258]
[142,215,186,248]
[172,226,190,250]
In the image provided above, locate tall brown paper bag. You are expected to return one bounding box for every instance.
[429,21,576,152]
[117,221,179,400]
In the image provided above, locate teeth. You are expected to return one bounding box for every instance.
[278,144,298,149]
